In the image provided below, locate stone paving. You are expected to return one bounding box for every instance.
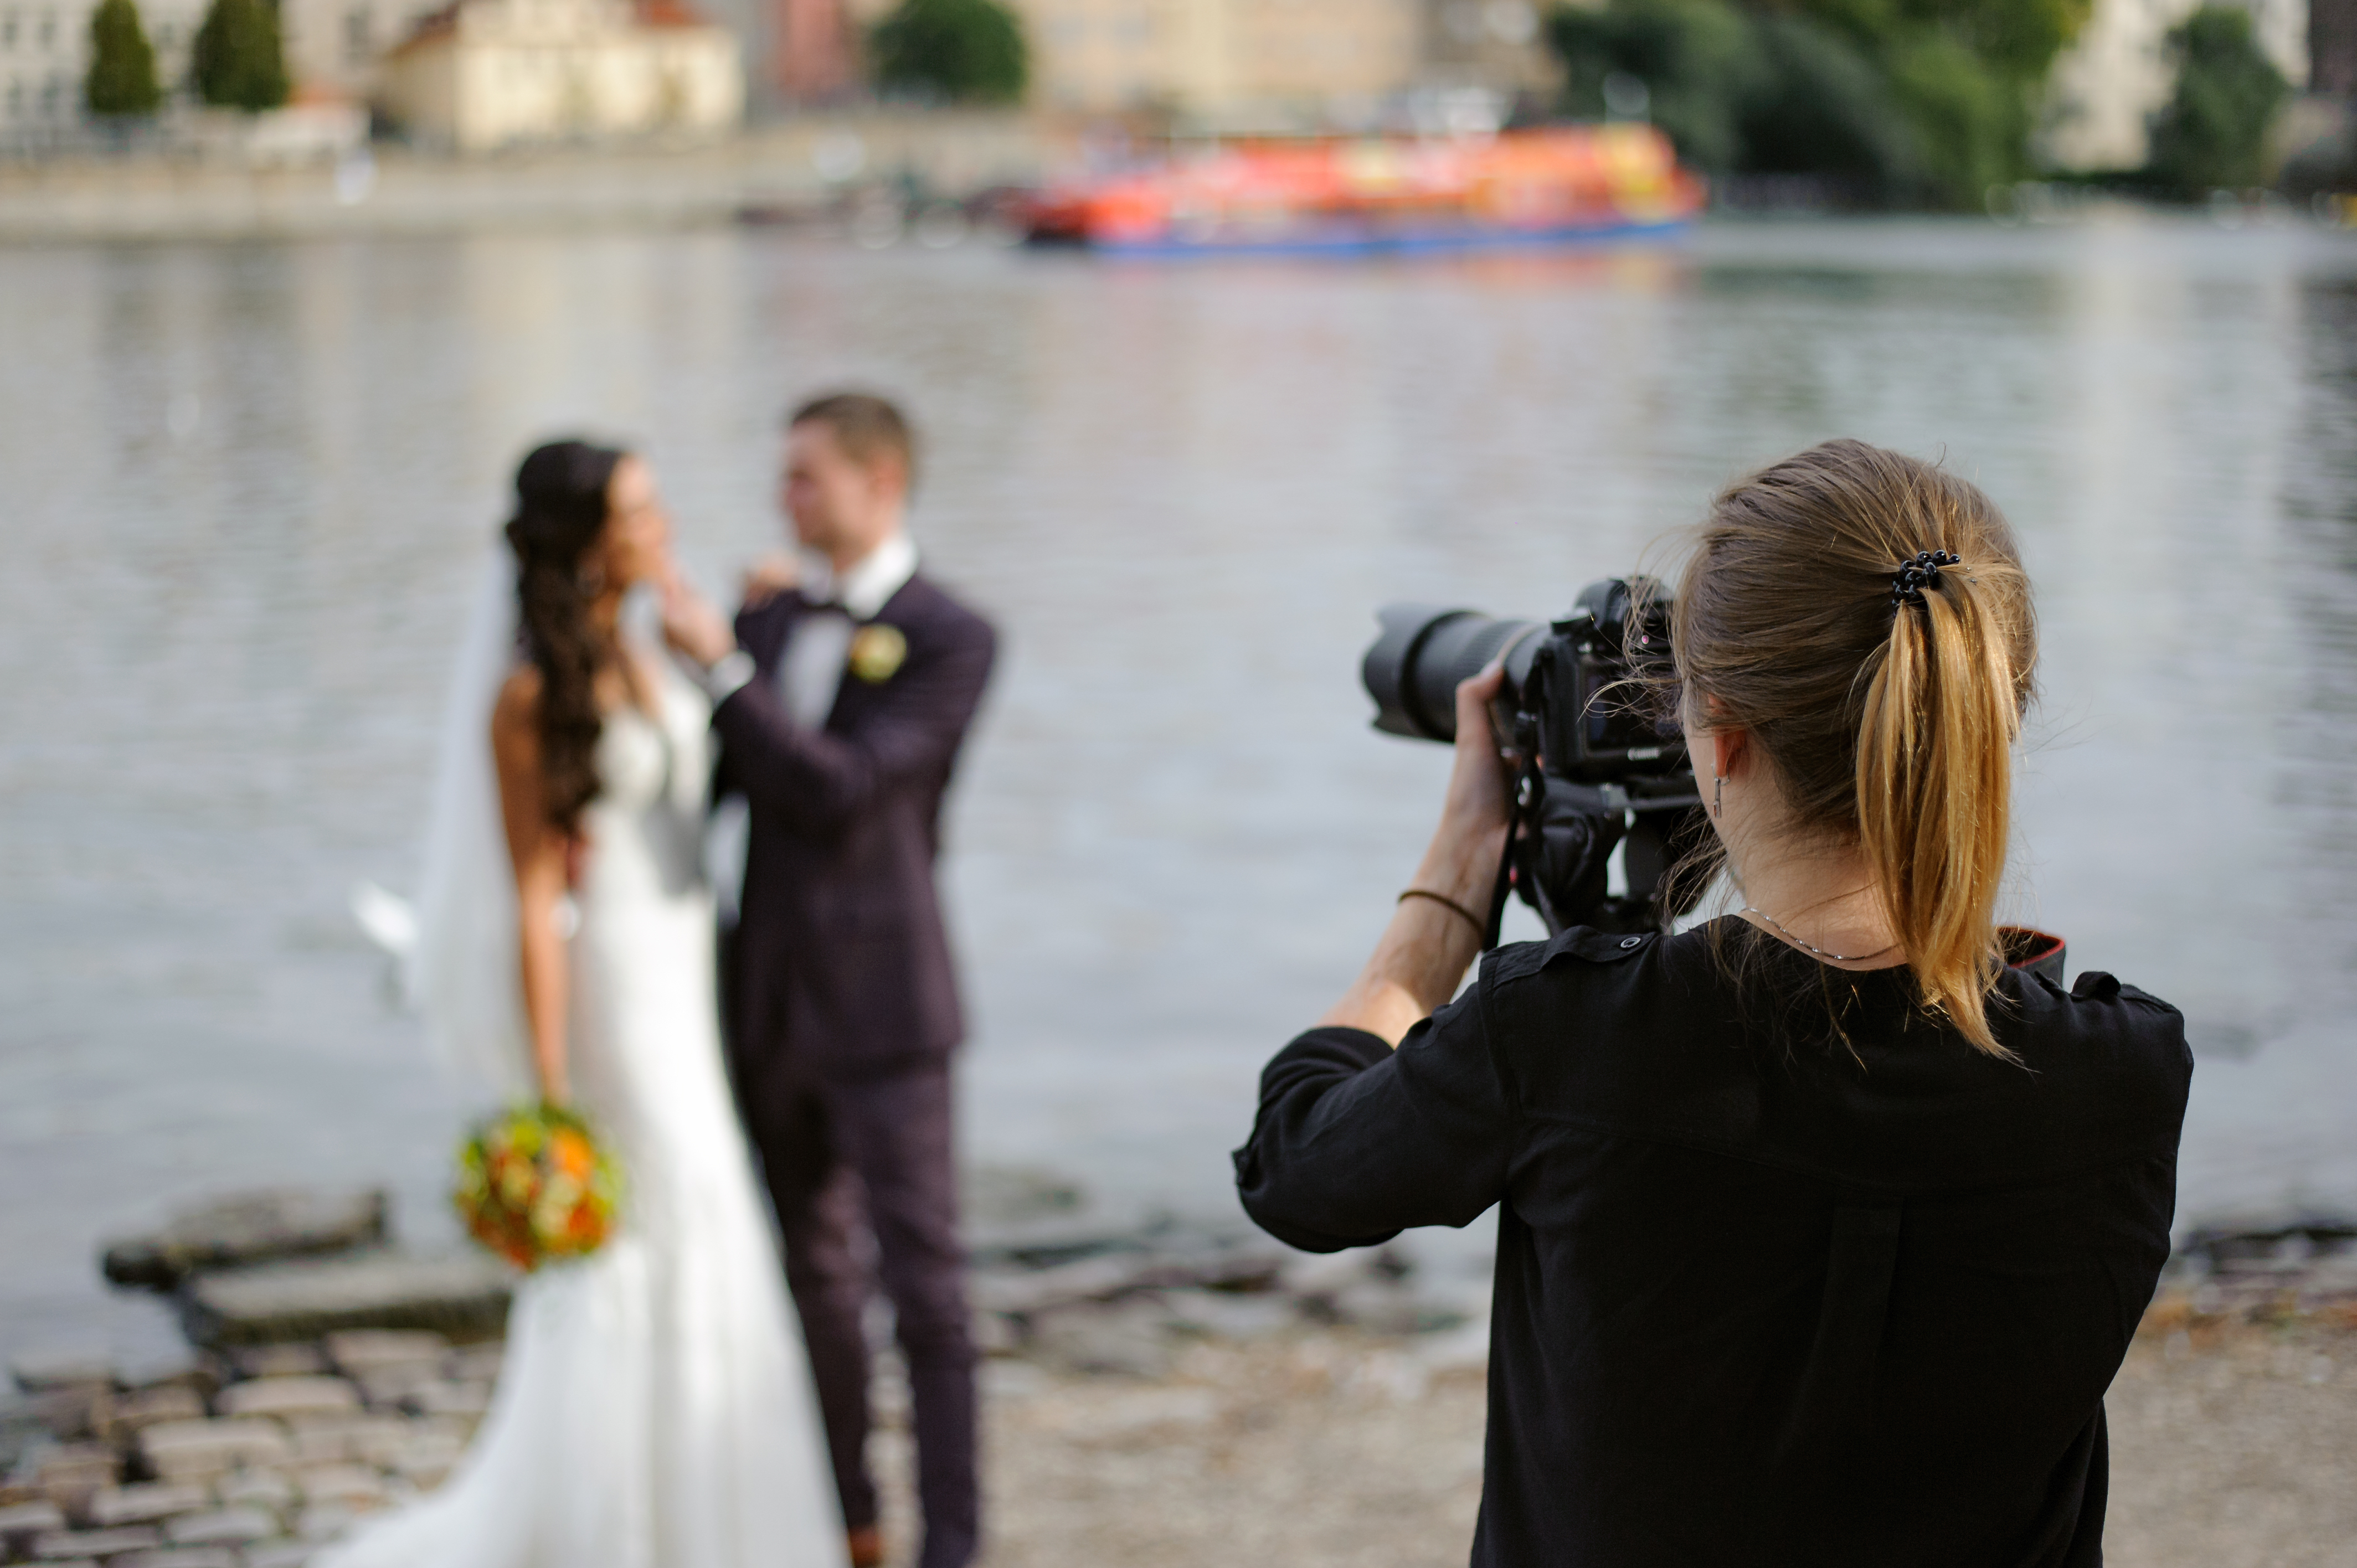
[1,1330,488,1567]
[7,1190,2351,1566]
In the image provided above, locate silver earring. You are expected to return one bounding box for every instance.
[1712,774,1724,819]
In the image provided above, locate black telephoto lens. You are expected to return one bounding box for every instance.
[1362,605,1547,742]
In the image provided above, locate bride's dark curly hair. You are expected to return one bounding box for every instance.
[505,439,625,835]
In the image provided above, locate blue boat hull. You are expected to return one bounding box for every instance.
[1080,211,1696,259]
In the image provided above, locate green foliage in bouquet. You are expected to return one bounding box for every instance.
[192,0,290,112]
[455,1102,623,1272]
[870,0,1030,105]
[85,0,164,118]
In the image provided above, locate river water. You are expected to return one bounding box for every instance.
[3,215,2355,1368]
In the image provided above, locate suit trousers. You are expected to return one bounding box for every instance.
[740,1054,978,1568]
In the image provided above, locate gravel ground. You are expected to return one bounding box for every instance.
[861,1308,2357,1568]
[2105,1309,2357,1568]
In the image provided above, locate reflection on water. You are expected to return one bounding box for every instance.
[3,217,2355,1364]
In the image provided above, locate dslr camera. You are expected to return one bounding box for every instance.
[1361,579,1704,940]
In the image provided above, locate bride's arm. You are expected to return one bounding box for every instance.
[491,669,572,1105]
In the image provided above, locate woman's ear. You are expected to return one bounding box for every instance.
[1686,690,1747,782]
[1713,727,1749,783]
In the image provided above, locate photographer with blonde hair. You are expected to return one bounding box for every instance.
[1236,440,2191,1566]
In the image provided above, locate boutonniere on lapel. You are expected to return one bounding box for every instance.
[848,623,909,684]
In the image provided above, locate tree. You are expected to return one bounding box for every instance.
[2144,5,2290,194]
[1548,0,1923,200]
[192,0,289,112]
[1884,30,2021,205]
[1548,0,1762,173]
[85,0,163,117]
[1741,15,1919,194]
[1546,0,2079,208]
[869,0,1028,105]
[1804,0,2090,83]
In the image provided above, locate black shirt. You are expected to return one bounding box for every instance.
[1233,919,2190,1568]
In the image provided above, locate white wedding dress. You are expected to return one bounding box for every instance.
[321,670,847,1568]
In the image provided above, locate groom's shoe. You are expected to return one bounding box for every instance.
[847,1526,886,1568]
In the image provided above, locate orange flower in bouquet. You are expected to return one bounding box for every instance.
[454,1103,622,1271]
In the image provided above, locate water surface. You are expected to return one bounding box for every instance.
[4,215,2355,1365]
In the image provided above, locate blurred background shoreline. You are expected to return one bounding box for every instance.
[3,0,2354,239]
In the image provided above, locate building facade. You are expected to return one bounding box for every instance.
[377,0,742,148]
[0,0,445,136]
[722,0,1548,123]
[2,0,203,133]
[2313,0,2354,93]
[1011,0,1422,121]
[0,0,723,141]
[281,0,455,99]
[1420,0,1555,96]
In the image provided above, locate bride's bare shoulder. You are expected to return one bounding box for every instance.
[492,665,543,741]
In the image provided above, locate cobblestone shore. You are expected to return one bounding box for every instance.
[1,1329,495,1567]
[9,1301,2346,1567]
[7,1187,2351,1566]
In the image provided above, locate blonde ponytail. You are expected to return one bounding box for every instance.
[1855,563,2026,1054]
[1669,440,2037,1058]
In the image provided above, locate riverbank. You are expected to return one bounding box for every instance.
[7,1303,2349,1567]
[7,1186,2352,1566]
[0,113,1057,244]
[932,1302,2357,1568]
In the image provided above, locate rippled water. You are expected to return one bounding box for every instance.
[4,216,2355,1366]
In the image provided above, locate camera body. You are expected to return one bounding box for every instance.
[1362,579,1702,937]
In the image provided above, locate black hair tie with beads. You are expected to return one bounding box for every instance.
[1891,549,1960,608]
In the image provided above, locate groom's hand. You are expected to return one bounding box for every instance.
[741,552,800,608]
[660,568,738,669]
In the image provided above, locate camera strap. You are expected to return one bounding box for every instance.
[1484,754,1548,949]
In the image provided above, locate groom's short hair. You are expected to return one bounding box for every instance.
[791,392,916,487]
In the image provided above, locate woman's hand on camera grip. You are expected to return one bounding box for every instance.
[1430,660,1514,884]
[1317,662,1512,1048]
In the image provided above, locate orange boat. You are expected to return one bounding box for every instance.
[1023,125,1706,256]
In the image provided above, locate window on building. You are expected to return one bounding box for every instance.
[4,78,19,116]
[39,69,59,114]
[36,7,53,48]
[344,6,369,64]
[1,12,16,49]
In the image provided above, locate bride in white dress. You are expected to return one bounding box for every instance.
[321,441,846,1568]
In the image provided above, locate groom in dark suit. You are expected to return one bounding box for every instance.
[661,393,996,1568]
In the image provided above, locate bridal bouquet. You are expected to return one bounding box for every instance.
[454,1104,623,1271]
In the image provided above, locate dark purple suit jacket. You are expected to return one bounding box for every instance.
[714,574,996,1082]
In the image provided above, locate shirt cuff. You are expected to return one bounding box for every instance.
[698,649,756,704]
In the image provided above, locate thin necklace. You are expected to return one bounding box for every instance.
[1739,906,1900,965]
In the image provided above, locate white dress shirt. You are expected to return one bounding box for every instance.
[778,530,919,728]
[703,532,918,924]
